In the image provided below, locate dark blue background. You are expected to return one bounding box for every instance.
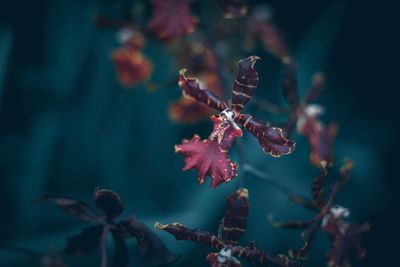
[0,0,396,266]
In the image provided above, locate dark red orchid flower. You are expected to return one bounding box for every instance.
[270,161,370,266]
[148,0,197,39]
[280,60,336,168]
[175,56,295,188]
[37,188,179,267]
[156,188,301,267]
[111,32,153,88]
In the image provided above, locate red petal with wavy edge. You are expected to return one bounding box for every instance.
[175,115,242,188]
[148,0,197,39]
[111,38,152,87]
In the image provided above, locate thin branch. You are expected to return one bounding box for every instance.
[243,164,317,211]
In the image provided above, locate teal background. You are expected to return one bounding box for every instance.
[0,0,396,266]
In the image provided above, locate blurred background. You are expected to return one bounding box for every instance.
[0,0,396,266]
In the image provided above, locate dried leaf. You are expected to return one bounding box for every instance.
[148,0,197,39]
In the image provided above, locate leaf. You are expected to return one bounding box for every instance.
[65,225,103,256]
[231,56,260,113]
[148,0,197,39]
[222,188,249,245]
[111,38,152,87]
[179,69,228,112]
[93,188,124,223]
[39,196,103,223]
[218,0,248,19]
[236,114,295,157]
[175,114,242,188]
[111,231,130,267]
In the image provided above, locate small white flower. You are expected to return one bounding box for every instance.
[331,205,350,219]
[117,27,136,44]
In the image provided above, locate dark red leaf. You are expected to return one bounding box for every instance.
[93,188,124,223]
[148,0,197,39]
[175,114,242,188]
[236,114,295,157]
[219,0,248,19]
[65,225,103,256]
[221,188,249,245]
[231,56,260,113]
[178,69,228,112]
